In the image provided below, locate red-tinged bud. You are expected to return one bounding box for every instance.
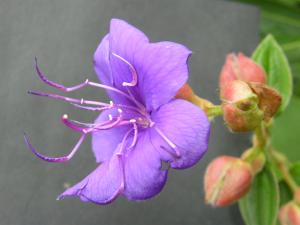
[219,53,266,90]
[176,83,215,115]
[249,83,282,121]
[175,83,195,102]
[204,156,253,207]
[279,202,300,225]
[241,148,266,175]
[221,80,263,132]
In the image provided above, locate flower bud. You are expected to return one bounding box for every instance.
[241,148,266,175]
[248,82,282,121]
[219,53,266,90]
[279,202,300,225]
[221,80,263,132]
[204,156,253,207]
[175,83,195,102]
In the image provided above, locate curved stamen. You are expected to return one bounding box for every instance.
[71,103,112,112]
[153,127,181,158]
[61,113,123,133]
[28,90,110,107]
[35,57,89,92]
[72,101,146,117]
[111,53,138,87]
[35,58,132,98]
[124,86,146,111]
[128,121,138,149]
[23,132,86,163]
[115,127,135,156]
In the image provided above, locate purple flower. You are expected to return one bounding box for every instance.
[24,19,210,204]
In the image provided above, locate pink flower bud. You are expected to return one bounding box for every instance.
[175,83,195,102]
[204,156,253,207]
[279,202,300,225]
[219,53,266,90]
[221,80,263,132]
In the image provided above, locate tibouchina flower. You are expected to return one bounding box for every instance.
[24,19,210,204]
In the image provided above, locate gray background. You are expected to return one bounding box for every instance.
[0,0,259,224]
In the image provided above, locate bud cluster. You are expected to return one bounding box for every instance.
[219,53,281,132]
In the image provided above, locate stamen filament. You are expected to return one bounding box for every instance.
[154,126,181,158]
[34,58,140,105]
[111,53,138,87]
[23,132,86,163]
[28,90,110,107]
[61,114,123,133]
[129,123,138,148]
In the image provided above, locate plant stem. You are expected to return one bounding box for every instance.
[191,95,223,119]
[206,105,223,119]
[271,150,298,192]
[254,123,267,149]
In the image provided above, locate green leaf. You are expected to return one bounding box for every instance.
[239,165,279,225]
[290,161,300,184]
[252,34,293,112]
[279,181,293,205]
[271,96,300,161]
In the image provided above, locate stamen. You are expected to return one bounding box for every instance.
[153,127,181,158]
[62,114,123,133]
[128,122,138,149]
[28,90,110,107]
[35,57,89,92]
[34,58,138,103]
[23,132,86,163]
[111,53,138,87]
[71,103,111,112]
[115,127,134,156]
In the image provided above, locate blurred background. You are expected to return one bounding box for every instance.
[0,0,298,224]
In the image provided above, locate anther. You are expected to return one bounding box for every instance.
[112,52,138,87]
[129,119,136,123]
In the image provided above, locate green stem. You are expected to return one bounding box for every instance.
[271,150,298,192]
[254,123,267,149]
[206,105,223,119]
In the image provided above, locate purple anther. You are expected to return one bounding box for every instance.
[35,57,89,92]
[23,132,86,163]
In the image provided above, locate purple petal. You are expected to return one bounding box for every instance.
[93,34,129,104]
[123,131,168,200]
[133,41,191,111]
[58,153,124,204]
[150,99,210,169]
[94,19,191,109]
[94,34,112,85]
[92,109,131,163]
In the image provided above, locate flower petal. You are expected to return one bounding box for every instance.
[94,34,112,85]
[58,153,124,204]
[93,34,129,104]
[109,19,191,110]
[123,131,168,200]
[150,99,210,169]
[92,109,130,163]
